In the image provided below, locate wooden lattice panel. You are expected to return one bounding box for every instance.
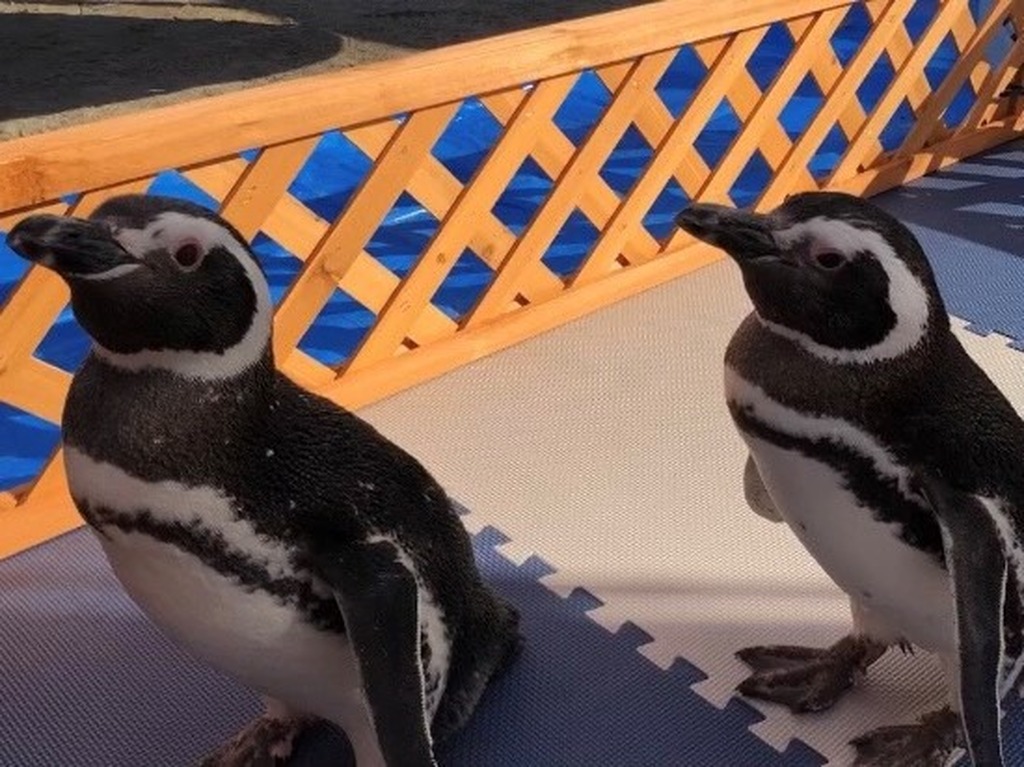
[0,0,1022,557]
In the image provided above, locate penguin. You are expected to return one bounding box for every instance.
[674,191,1024,767]
[6,194,523,767]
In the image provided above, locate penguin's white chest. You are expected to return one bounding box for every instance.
[745,435,954,652]
[63,446,451,727]
[725,368,954,653]
[97,530,362,724]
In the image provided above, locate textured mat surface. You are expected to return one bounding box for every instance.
[0,516,827,767]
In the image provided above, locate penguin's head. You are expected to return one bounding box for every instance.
[675,191,943,364]
[6,194,272,379]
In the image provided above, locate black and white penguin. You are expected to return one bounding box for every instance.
[6,195,522,767]
[675,191,1024,767]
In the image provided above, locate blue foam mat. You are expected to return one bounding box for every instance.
[0,521,825,767]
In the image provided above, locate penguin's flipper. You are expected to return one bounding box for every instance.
[310,538,437,767]
[744,453,783,523]
[914,472,1007,767]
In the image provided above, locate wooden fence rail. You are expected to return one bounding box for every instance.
[1,0,1022,558]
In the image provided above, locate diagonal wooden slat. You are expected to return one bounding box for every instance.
[831,0,971,181]
[823,1,977,174]
[800,1,888,165]
[595,50,715,209]
[898,0,1015,156]
[800,0,947,171]
[345,109,565,306]
[571,26,771,286]
[698,9,847,204]
[587,38,742,263]
[692,24,819,191]
[0,179,152,408]
[19,443,71,512]
[878,6,948,111]
[757,0,919,208]
[0,180,153,443]
[0,357,71,426]
[73,179,156,216]
[903,4,995,113]
[958,7,1024,132]
[273,103,462,361]
[0,267,70,382]
[218,137,322,240]
[182,145,463,352]
[851,3,996,170]
[280,347,335,389]
[946,3,999,95]
[345,73,580,372]
[481,76,663,266]
[830,112,1023,197]
[184,157,274,208]
[179,155,251,210]
[464,50,677,327]
[181,150,462,349]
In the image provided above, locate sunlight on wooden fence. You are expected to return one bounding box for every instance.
[0,0,1022,557]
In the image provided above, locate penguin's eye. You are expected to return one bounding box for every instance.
[814,251,844,270]
[172,242,203,270]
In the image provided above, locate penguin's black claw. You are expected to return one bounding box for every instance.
[199,714,312,767]
[735,635,887,714]
[850,707,962,767]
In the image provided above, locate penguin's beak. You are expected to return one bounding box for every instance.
[6,213,138,280]
[675,203,778,263]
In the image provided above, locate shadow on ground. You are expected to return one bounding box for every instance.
[1,0,652,136]
[0,13,340,124]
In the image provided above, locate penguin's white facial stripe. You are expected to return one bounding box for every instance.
[111,213,218,265]
[70,262,145,282]
[64,447,299,581]
[774,216,881,255]
[366,533,450,722]
[725,367,918,498]
[95,211,273,380]
[768,217,931,364]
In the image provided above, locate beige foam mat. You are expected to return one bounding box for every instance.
[359,258,1024,764]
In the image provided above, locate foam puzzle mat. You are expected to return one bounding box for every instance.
[0,513,830,767]
[3,152,1024,767]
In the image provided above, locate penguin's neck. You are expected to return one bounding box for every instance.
[63,345,278,471]
[726,311,942,417]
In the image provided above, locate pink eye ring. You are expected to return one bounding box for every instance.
[815,251,844,270]
[172,241,202,270]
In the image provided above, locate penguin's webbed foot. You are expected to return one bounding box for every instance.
[199,713,311,767]
[735,634,887,714]
[850,707,962,767]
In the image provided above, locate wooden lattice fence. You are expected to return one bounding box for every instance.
[0,0,1022,557]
